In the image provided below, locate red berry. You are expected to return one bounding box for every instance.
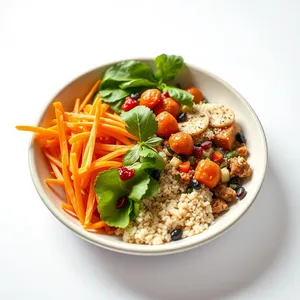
[201,141,212,150]
[161,91,170,99]
[193,146,203,159]
[116,196,128,209]
[121,97,139,111]
[118,167,135,181]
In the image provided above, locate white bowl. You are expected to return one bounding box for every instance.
[28,59,268,255]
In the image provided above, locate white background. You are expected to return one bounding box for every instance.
[1,0,300,299]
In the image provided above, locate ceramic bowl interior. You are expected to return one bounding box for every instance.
[29,59,268,255]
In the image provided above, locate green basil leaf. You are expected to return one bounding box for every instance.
[101,60,155,89]
[122,144,140,166]
[129,173,150,202]
[121,106,158,142]
[99,89,130,103]
[119,78,157,90]
[139,145,156,158]
[140,155,165,171]
[144,136,163,147]
[108,98,124,114]
[155,54,184,82]
[143,177,159,198]
[130,201,140,220]
[95,168,132,228]
[164,86,194,107]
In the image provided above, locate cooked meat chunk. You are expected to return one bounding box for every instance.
[214,184,236,202]
[229,156,252,178]
[236,143,248,157]
[212,198,229,214]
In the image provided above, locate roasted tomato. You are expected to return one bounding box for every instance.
[154,97,181,117]
[185,86,204,104]
[156,111,179,137]
[140,89,162,109]
[169,132,194,156]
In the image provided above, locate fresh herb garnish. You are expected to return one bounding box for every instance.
[98,54,194,113]
[94,106,165,228]
[121,106,163,166]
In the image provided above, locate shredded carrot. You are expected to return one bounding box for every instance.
[95,143,130,152]
[50,162,63,179]
[70,153,85,224]
[80,160,123,176]
[81,98,101,170]
[45,178,64,185]
[79,80,101,112]
[16,126,58,138]
[69,132,90,144]
[44,139,59,148]
[53,102,77,213]
[84,221,106,230]
[16,80,135,233]
[73,98,80,113]
[44,151,62,168]
[84,175,97,225]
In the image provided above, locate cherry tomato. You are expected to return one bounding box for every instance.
[169,132,194,156]
[156,111,179,137]
[154,97,181,117]
[185,86,204,104]
[140,89,162,109]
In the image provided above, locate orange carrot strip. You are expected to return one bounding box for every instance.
[84,221,106,230]
[16,125,58,138]
[69,132,90,144]
[45,178,64,185]
[79,80,101,112]
[81,98,102,170]
[97,128,134,145]
[54,102,77,212]
[85,175,96,225]
[79,161,123,176]
[90,94,101,115]
[73,98,80,113]
[50,162,63,179]
[44,139,59,148]
[44,152,62,168]
[84,104,92,114]
[99,123,138,141]
[61,203,74,211]
[95,143,132,152]
[103,112,125,123]
[70,153,85,224]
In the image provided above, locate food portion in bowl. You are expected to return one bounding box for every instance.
[16,54,252,245]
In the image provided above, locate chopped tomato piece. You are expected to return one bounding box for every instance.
[178,161,190,173]
[211,151,223,163]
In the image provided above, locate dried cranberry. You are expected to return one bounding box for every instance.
[118,167,135,181]
[116,196,128,209]
[121,97,139,111]
[201,141,212,150]
[193,146,203,159]
[161,91,170,99]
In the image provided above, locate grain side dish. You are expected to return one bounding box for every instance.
[16,54,252,245]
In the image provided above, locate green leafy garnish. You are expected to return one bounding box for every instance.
[163,85,194,107]
[98,54,194,108]
[121,106,157,142]
[155,54,184,83]
[95,168,152,228]
[94,106,165,228]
